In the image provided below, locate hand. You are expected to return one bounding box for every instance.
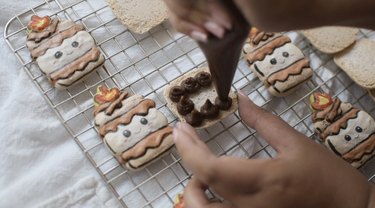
[173,91,375,208]
[163,0,232,42]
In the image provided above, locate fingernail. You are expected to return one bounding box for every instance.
[190,31,208,43]
[204,21,225,38]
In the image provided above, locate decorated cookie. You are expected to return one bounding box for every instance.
[164,67,238,128]
[94,85,174,170]
[26,15,105,89]
[310,92,375,168]
[244,28,313,96]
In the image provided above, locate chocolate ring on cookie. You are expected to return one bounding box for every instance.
[164,67,238,128]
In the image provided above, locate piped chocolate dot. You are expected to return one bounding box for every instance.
[55,51,63,59]
[344,135,351,141]
[355,126,363,133]
[282,52,289,57]
[72,41,79,48]
[270,58,277,65]
[123,130,131,138]
[169,86,185,102]
[177,96,194,115]
[215,97,232,110]
[181,77,200,93]
[140,118,148,125]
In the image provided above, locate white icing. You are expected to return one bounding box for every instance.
[104,108,168,154]
[325,111,375,155]
[250,43,305,79]
[95,95,144,126]
[37,31,96,74]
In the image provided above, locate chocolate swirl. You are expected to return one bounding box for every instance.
[181,77,200,93]
[215,97,232,110]
[195,72,212,87]
[177,96,194,115]
[200,99,219,119]
[169,86,185,102]
[185,110,203,127]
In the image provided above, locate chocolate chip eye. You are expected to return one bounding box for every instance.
[54,51,63,59]
[282,52,289,57]
[344,135,351,141]
[123,130,131,138]
[140,118,148,125]
[355,126,363,133]
[270,58,277,65]
[71,41,79,48]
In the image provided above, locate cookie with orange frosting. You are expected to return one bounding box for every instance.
[26,15,105,89]
[93,85,174,170]
[244,27,313,96]
[310,92,375,168]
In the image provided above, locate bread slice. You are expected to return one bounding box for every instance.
[301,26,358,54]
[164,67,238,129]
[334,39,375,89]
[107,0,168,34]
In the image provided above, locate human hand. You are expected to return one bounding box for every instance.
[173,91,375,208]
[163,0,233,42]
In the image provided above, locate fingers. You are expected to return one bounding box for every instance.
[163,0,232,41]
[169,14,208,42]
[173,122,266,194]
[237,91,308,154]
[184,177,234,208]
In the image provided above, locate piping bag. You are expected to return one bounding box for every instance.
[198,0,250,107]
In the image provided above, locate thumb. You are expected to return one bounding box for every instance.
[237,91,308,154]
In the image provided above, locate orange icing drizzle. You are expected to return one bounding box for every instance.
[246,36,291,64]
[266,58,310,85]
[121,126,173,161]
[99,99,156,136]
[343,134,375,163]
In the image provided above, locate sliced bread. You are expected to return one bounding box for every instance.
[107,0,168,34]
[301,26,358,54]
[334,38,375,89]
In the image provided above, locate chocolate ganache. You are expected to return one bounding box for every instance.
[201,99,220,119]
[185,110,203,127]
[177,96,194,115]
[181,77,200,93]
[195,72,212,87]
[198,1,249,103]
[169,86,185,102]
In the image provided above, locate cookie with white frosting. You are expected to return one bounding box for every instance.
[310,92,375,168]
[94,85,174,170]
[26,15,105,89]
[244,28,313,96]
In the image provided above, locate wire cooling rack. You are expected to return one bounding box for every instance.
[4,0,375,207]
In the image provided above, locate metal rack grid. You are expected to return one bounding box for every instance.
[4,0,375,207]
